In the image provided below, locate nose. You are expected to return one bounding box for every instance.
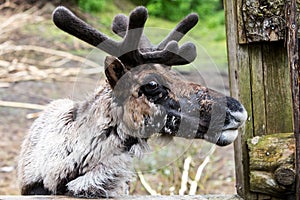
[226,96,246,113]
[224,97,247,129]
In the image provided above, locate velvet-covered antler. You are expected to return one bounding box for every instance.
[52,6,198,68]
[112,11,198,66]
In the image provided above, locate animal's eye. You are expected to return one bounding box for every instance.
[144,81,158,91]
[138,80,163,98]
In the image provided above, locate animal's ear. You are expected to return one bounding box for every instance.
[105,56,127,89]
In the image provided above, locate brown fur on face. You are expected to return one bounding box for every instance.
[107,59,246,144]
[107,60,204,139]
[123,95,152,133]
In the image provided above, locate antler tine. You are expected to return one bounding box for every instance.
[165,42,197,65]
[157,13,199,49]
[52,6,119,55]
[151,13,199,65]
[112,6,180,68]
[154,13,198,65]
[52,6,147,60]
[112,14,152,49]
[112,6,153,68]
[136,41,196,66]
[112,14,127,38]
[113,10,198,66]
[121,6,147,53]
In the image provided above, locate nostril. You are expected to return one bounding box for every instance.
[224,113,232,126]
[224,106,247,130]
[233,116,241,123]
[225,97,247,122]
[229,108,247,125]
[226,96,245,113]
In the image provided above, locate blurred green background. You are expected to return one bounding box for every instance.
[70,0,227,68]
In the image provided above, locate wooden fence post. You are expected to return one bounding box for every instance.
[286,0,300,199]
[224,0,296,199]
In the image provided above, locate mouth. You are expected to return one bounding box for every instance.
[197,125,239,146]
[156,90,247,146]
[160,110,242,146]
[215,129,239,146]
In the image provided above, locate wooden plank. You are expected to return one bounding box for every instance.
[224,0,243,197]
[262,42,293,134]
[248,44,267,136]
[0,195,242,200]
[235,45,256,199]
[226,1,295,199]
[286,0,300,199]
[225,0,240,99]
[224,0,255,199]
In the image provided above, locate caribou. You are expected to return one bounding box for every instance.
[18,6,247,198]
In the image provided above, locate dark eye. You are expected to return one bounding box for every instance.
[138,80,164,100]
[144,81,158,92]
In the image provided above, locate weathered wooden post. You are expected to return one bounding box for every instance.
[286,0,300,199]
[224,0,298,199]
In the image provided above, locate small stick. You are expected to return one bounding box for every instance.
[0,100,46,110]
[179,156,192,195]
[26,112,42,119]
[189,146,215,195]
[136,170,158,195]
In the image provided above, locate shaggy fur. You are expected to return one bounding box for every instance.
[18,64,247,198]
[18,83,148,197]
[18,6,247,198]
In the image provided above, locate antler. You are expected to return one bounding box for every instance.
[52,6,198,68]
[112,11,198,66]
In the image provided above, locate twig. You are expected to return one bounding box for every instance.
[179,156,192,195]
[0,7,42,38]
[0,61,98,82]
[189,156,210,195]
[189,146,216,195]
[0,44,102,69]
[169,186,175,195]
[136,170,158,195]
[0,82,10,88]
[0,100,46,110]
[26,112,42,119]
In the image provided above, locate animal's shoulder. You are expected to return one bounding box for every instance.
[23,99,77,154]
[31,99,77,131]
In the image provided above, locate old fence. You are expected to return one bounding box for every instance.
[225,0,300,199]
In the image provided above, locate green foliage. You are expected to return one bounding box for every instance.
[195,0,223,20]
[146,0,192,22]
[69,0,227,67]
[135,0,224,26]
[77,0,106,13]
[206,10,225,28]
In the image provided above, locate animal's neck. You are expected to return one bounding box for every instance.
[77,84,149,158]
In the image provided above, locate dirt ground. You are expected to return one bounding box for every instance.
[0,2,236,196]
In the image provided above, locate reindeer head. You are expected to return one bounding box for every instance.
[52,6,247,146]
